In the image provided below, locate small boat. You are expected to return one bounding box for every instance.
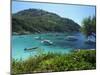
[34,36,42,40]
[41,40,53,45]
[24,47,39,51]
[65,36,78,41]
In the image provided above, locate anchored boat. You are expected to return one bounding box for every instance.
[24,47,39,51]
[65,36,78,41]
[41,40,53,45]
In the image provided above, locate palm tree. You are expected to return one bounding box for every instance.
[81,16,96,42]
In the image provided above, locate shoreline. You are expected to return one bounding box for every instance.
[12,49,96,61]
[12,31,80,36]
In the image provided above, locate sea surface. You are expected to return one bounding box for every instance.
[12,32,96,60]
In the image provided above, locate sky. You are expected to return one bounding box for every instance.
[12,1,96,26]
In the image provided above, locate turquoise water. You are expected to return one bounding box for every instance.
[12,32,96,60]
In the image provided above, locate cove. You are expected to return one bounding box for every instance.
[12,32,96,60]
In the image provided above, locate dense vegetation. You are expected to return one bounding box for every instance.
[12,50,96,75]
[12,9,80,34]
[81,16,96,38]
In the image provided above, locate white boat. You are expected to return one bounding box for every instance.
[34,36,41,40]
[65,36,78,41]
[41,40,53,45]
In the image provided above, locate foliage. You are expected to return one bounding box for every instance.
[12,9,80,34]
[12,50,96,75]
[81,16,96,37]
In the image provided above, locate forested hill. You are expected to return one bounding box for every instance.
[12,9,81,34]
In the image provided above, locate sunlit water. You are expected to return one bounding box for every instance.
[12,32,96,60]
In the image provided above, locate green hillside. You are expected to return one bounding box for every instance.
[12,9,80,34]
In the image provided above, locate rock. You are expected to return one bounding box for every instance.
[85,39,96,44]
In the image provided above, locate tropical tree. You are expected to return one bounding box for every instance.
[81,16,96,40]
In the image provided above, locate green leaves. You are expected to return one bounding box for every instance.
[81,16,96,37]
[12,50,96,74]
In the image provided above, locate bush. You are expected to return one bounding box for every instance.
[11,50,96,75]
